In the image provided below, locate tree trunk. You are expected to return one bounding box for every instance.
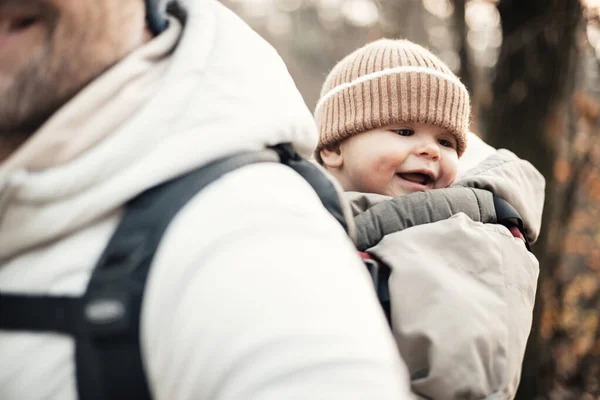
[452,0,473,94]
[480,0,582,398]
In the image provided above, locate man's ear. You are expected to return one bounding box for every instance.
[320,145,343,168]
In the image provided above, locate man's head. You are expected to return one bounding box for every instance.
[314,38,471,197]
[0,0,153,142]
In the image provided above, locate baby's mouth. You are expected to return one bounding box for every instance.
[397,172,433,186]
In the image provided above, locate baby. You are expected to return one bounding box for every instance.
[313,38,543,400]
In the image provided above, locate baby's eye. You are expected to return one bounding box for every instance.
[393,129,414,136]
[439,138,456,148]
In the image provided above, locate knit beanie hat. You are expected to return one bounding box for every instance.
[314,39,470,160]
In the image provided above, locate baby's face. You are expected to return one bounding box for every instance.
[326,122,459,197]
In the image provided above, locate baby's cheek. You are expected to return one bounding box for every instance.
[373,154,401,174]
[439,159,459,187]
[435,175,455,189]
[359,162,393,192]
[373,168,396,189]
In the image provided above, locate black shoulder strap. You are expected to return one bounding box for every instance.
[363,258,391,325]
[76,148,288,399]
[81,144,350,399]
[0,144,350,400]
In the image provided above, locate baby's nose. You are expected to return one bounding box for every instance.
[417,141,440,160]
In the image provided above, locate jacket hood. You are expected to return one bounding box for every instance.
[0,0,318,259]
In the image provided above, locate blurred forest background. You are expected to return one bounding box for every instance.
[220,0,600,398]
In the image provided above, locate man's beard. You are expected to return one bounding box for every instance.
[0,55,72,139]
[0,0,69,141]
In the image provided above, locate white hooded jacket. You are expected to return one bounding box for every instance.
[0,2,412,399]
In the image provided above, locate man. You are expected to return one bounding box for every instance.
[0,0,413,399]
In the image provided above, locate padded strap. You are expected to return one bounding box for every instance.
[354,187,496,251]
